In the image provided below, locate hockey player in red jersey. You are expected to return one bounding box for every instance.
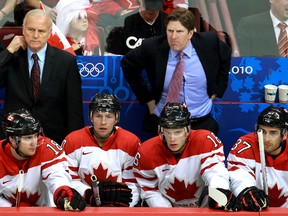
[133,102,239,210]
[62,93,141,207]
[227,106,288,210]
[0,109,86,210]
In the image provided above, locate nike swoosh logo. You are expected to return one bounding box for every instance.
[162,169,170,172]
[82,151,92,155]
[3,180,12,184]
[42,173,51,181]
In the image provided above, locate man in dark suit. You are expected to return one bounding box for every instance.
[121,8,231,136]
[236,0,288,57]
[0,9,84,144]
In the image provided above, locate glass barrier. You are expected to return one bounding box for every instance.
[1,0,283,57]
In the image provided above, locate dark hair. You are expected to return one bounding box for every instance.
[105,26,125,55]
[165,8,195,32]
[14,2,36,26]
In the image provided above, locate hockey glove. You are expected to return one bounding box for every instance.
[237,186,269,211]
[85,180,132,207]
[54,186,86,211]
[209,188,240,211]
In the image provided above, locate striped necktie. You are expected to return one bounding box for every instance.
[165,51,184,103]
[278,22,288,57]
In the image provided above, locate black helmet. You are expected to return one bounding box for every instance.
[2,109,41,137]
[89,93,120,116]
[159,103,191,129]
[257,106,288,129]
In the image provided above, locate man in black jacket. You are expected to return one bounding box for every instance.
[121,8,231,135]
[0,9,84,144]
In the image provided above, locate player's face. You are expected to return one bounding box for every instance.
[270,0,288,21]
[16,133,39,157]
[258,125,286,155]
[23,14,52,53]
[166,21,193,51]
[163,127,188,154]
[91,111,118,139]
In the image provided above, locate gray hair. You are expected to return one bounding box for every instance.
[23,9,52,31]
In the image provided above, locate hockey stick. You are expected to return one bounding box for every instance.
[16,170,24,207]
[257,129,268,195]
[91,175,101,206]
[198,186,228,207]
[208,187,228,207]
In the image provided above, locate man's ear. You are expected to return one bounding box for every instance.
[282,130,287,141]
[9,136,17,148]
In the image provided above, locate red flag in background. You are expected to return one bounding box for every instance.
[40,2,76,56]
[48,23,76,55]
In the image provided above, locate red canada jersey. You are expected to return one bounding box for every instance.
[133,129,230,207]
[0,137,71,207]
[227,132,288,207]
[63,126,141,206]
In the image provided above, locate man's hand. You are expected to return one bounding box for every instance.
[238,186,269,211]
[54,186,86,211]
[85,180,132,207]
[7,36,27,54]
[209,188,240,211]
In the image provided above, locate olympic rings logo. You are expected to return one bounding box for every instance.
[77,62,105,77]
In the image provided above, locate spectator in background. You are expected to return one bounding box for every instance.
[227,106,288,210]
[62,93,141,207]
[133,102,239,210]
[2,1,36,27]
[55,0,101,55]
[25,0,58,21]
[92,0,139,32]
[121,8,231,136]
[105,0,167,55]
[0,109,86,210]
[236,0,288,57]
[0,0,18,24]
[82,0,139,55]
[163,0,188,13]
[0,9,84,144]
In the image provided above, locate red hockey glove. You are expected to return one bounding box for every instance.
[54,186,86,211]
[85,180,132,207]
[237,186,269,211]
[209,188,240,211]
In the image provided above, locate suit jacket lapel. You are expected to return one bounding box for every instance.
[155,39,170,96]
[18,49,32,98]
[41,45,55,91]
[192,34,209,75]
[258,12,278,55]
